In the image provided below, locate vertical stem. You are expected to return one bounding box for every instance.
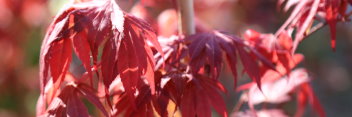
[177,0,195,36]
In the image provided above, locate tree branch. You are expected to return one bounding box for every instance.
[177,0,195,36]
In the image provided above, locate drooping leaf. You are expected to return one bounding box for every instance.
[325,0,339,51]
[187,33,222,79]
[185,31,276,89]
[72,31,92,78]
[296,83,326,117]
[47,39,72,87]
[114,14,162,105]
[244,29,294,75]
[101,38,118,89]
[45,83,108,117]
[113,83,168,117]
[77,84,109,117]
[244,68,310,105]
[66,93,90,117]
[277,0,350,52]
[179,75,228,117]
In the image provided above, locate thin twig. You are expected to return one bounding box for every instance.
[304,22,327,39]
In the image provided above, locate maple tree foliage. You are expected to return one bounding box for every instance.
[277,0,351,52]
[37,0,351,117]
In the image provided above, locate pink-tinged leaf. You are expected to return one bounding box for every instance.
[276,0,344,52]
[232,109,288,117]
[284,0,300,11]
[154,35,187,70]
[275,0,309,37]
[244,29,295,76]
[293,0,320,49]
[244,68,310,105]
[36,95,46,117]
[237,54,304,92]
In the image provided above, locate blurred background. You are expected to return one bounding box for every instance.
[0,0,351,117]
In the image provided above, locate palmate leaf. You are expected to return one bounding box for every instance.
[236,53,304,92]
[238,69,325,117]
[159,73,227,117]
[39,0,163,115]
[244,29,295,75]
[244,68,310,105]
[113,83,170,117]
[179,75,227,117]
[45,83,108,117]
[185,31,275,89]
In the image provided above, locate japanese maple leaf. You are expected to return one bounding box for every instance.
[244,29,295,75]
[154,35,187,70]
[185,31,275,89]
[159,73,228,117]
[43,83,108,117]
[113,83,169,117]
[276,0,320,52]
[238,68,325,117]
[39,0,163,114]
[243,68,310,105]
[236,53,304,92]
[277,0,351,52]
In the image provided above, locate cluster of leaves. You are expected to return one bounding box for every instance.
[37,0,351,117]
[277,0,352,51]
